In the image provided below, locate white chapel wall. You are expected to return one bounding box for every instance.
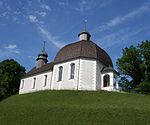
[19,71,52,94]
[78,59,96,90]
[95,61,105,90]
[51,59,80,90]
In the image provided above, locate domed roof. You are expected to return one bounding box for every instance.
[54,40,113,67]
[38,50,48,57]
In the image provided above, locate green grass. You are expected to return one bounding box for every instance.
[0,90,150,125]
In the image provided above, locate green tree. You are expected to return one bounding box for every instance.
[0,59,26,100]
[117,40,150,93]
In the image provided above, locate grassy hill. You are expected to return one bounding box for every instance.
[0,90,150,125]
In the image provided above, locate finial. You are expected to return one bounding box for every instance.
[43,41,46,51]
[84,19,87,31]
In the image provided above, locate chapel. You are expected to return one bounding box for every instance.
[19,29,120,94]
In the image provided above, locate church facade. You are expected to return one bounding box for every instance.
[19,31,120,94]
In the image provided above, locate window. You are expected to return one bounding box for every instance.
[43,75,47,87]
[21,80,24,89]
[58,66,63,81]
[113,76,117,88]
[70,63,75,79]
[32,78,36,89]
[103,74,110,87]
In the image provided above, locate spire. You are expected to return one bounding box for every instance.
[84,19,87,31]
[43,41,46,51]
[40,41,47,55]
[78,20,91,41]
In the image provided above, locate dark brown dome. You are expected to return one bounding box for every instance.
[54,40,113,67]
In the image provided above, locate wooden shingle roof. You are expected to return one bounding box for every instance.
[54,40,113,67]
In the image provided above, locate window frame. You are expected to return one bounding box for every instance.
[43,75,47,87]
[58,66,63,81]
[70,63,75,79]
[21,80,24,89]
[103,74,110,87]
[32,77,36,89]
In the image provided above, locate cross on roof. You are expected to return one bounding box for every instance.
[84,20,87,31]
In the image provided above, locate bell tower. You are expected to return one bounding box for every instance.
[36,41,48,68]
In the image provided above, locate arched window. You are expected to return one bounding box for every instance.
[103,74,110,87]
[21,80,24,89]
[70,63,75,79]
[32,77,36,89]
[43,75,47,87]
[58,66,63,81]
[113,76,117,88]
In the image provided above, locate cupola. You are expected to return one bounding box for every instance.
[36,41,48,68]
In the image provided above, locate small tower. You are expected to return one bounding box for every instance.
[36,41,48,68]
[78,20,91,41]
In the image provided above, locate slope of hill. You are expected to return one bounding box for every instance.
[0,90,150,125]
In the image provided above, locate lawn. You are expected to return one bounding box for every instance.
[0,90,150,125]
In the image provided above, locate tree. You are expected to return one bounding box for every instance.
[117,40,150,93]
[0,59,26,101]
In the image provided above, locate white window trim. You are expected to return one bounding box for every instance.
[57,66,63,82]
[43,75,47,87]
[103,74,110,87]
[69,63,75,80]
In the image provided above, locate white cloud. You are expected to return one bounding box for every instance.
[81,0,87,5]
[95,2,150,32]
[39,12,47,17]
[73,0,112,13]
[37,25,64,48]
[28,56,35,59]
[13,11,21,15]
[0,43,20,59]
[5,44,17,49]
[13,50,20,54]
[3,44,20,55]
[13,17,18,21]
[41,4,51,11]
[28,15,38,23]
[35,11,47,17]
[98,26,147,48]
[56,1,69,6]
[99,0,112,8]
[74,0,97,12]
[0,12,7,17]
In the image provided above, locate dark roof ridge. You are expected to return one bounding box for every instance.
[21,62,54,79]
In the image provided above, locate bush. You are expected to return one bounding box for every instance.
[137,80,150,94]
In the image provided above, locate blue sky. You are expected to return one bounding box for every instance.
[0,0,150,71]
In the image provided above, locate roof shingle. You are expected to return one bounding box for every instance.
[22,62,53,78]
[54,40,113,67]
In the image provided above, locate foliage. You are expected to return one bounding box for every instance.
[0,90,150,125]
[0,59,25,101]
[117,40,150,93]
[136,79,150,94]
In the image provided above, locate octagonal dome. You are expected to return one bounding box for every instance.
[54,40,113,67]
